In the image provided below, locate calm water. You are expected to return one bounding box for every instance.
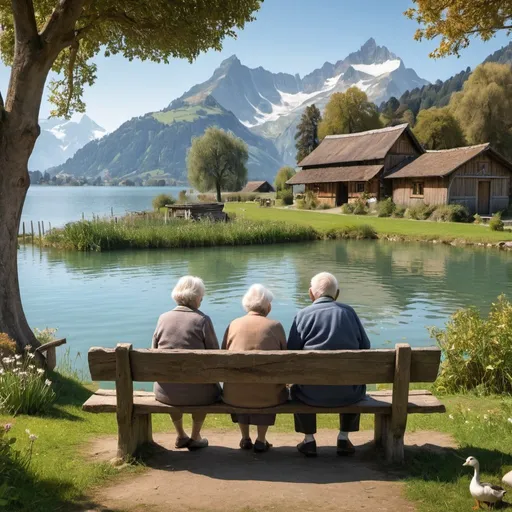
[21,185,190,228]
[18,240,512,377]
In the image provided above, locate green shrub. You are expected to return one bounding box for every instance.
[489,212,504,231]
[392,205,406,218]
[0,350,56,415]
[33,327,57,345]
[276,188,293,205]
[429,204,470,223]
[404,202,437,220]
[340,203,355,214]
[0,334,16,359]
[152,193,174,210]
[296,191,318,210]
[325,224,378,240]
[376,198,396,217]
[316,203,331,210]
[353,200,368,215]
[473,214,482,224]
[431,294,512,395]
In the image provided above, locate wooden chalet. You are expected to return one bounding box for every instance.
[287,124,423,207]
[386,144,512,215]
[240,180,275,193]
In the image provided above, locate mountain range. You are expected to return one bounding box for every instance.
[48,39,512,183]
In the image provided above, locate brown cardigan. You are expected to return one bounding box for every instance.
[152,306,220,406]
[222,312,288,408]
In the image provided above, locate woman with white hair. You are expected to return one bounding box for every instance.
[152,275,220,451]
[222,284,287,453]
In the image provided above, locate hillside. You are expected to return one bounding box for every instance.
[50,96,283,182]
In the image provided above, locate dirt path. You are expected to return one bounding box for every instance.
[86,429,455,512]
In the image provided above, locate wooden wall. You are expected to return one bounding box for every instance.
[389,133,419,156]
[305,183,336,207]
[347,179,379,202]
[392,177,448,207]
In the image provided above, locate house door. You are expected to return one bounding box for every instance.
[477,181,491,215]
[336,183,348,206]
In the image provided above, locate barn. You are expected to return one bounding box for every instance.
[286,124,423,207]
[386,144,512,215]
[240,181,275,193]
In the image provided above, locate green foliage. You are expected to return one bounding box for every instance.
[295,191,318,210]
[152,104,222,124]
[413,107,465,149]
[295,104,322,163]
[274,166,296,192]
[451,63,512,159]
[340,203,355,214]
[276,188,294,206]
[353,198,369,215]
[316,203,332,210]
[318,87,382,139]
[152,194,174,210]
[404,202,437,220]
[473,214,483,224]
[489,212,505,231]
[187,127,248,202]
[392,205,406,218]
[376,198,396,217]
[429,204,471,222]
[325,225,377,240]
[432,295,512,394]
[0,351,56,415]
[33,328,57,346]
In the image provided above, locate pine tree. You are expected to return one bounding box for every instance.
[294,104,322,164]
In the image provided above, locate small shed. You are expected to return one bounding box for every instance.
[240,181,275,193]
[386,144,512,215]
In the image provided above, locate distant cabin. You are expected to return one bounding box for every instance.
[386,144,512,215]
[287,124,422,207]
[240,181,275,193]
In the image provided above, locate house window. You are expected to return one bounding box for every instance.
[355,182,365,193]
[412,181,424,197]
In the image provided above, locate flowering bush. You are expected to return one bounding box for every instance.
[0,349,56,415]
[0,334,16,358]
[0,424,38,509]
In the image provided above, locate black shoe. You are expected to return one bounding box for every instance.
[239,438,253,450]
[297,440,317,457]
[187,438,208,451]
[254,440,272,453]
[337,439,355,456]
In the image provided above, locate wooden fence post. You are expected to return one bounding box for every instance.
[385,343,411,464]
[37,221,41,244]
[115,343,152,461]
[30,221,34,243]
[41,221,45,236]
[22,222,25,243]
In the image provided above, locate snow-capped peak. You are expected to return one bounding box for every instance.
[351,59,402,77]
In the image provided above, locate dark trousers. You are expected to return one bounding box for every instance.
[294,413,361,435]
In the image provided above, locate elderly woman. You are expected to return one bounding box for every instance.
[152,275,220,451]
[222,284,287,453]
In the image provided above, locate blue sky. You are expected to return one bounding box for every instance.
[0,0,509,131]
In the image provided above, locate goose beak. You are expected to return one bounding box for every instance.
[462,462,468,467]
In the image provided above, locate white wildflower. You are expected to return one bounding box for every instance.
[467,408,471,412]
[0,369,3,375]
[14,354,22,360]
[37,368,44,375]
[16,361,22,366]
[484,414,489,420]
[27,352,35,359]
[29,434,38,442]
[28,365,35,369]
[18,372,27,376]
[465,420,469,424]
[44,379,52,387]
[25,429,31,435]
[508,418,512,424]
[449,414,454,420]
[12,368,19,373]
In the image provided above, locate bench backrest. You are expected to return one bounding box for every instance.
[88,344,441,385]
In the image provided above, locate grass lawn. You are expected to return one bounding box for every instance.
[225,203,512,244]
[2,372,511,512]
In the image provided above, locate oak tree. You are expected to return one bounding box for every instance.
[0,0,261,350]
[413,107,465,149]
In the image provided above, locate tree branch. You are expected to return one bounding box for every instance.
[40,0,87,46]
[64,41,79,114]
[11,0,38,42]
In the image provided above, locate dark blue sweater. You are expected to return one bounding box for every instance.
[287,297,371,407]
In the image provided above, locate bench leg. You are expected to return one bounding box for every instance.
[374,415,387,448]
[117,414,153,460]
[377,414,405,464]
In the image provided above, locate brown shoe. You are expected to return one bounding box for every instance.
[297,440,317,457]
[175,436,191,449]
[239,438,253,450]
[337,439,355,456]
[187,438,209,451]
[254,440,272,453]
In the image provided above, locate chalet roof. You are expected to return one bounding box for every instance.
[298,124,423,167]
[386,143,512,178]
[240,181,274,192]
[287,165,383,185]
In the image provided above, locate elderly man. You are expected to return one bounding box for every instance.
[288,272,370,457]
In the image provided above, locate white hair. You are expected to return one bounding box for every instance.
[171,276,205,308]
[242,284,274,315]
[310,272,338,299]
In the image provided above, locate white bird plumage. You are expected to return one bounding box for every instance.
[463,456,507,510]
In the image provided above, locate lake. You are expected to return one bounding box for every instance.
[18,238,512,377]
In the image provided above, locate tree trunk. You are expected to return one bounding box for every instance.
[216,182,222,203]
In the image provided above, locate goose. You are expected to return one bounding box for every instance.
[463,456,507,509]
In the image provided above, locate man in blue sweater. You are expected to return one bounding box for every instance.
[288,272,371,457]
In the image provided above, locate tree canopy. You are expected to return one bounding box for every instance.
[405,0,512,58]
[450,63,512,158]
[318,87,381,139]
[413,107,465,149]
[274,166,296,192]
[294,104,321,163]
[187,127,248,202]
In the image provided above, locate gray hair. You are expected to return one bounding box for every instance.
[171,275,205,308]
[242,284,274,315]
[310,272,338,299]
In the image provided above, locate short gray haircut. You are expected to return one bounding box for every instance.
[171,275,205,308]
[242,284,274,315]
[310,272,338,299]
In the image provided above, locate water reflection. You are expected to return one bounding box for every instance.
[18,241,512,373]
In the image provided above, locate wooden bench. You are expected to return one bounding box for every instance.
[35,337,66,370]
[83,343,445,464]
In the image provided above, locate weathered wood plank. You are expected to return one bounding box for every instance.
[115,343,135,460]
[88,347,440,384]
[83,389,446,415]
